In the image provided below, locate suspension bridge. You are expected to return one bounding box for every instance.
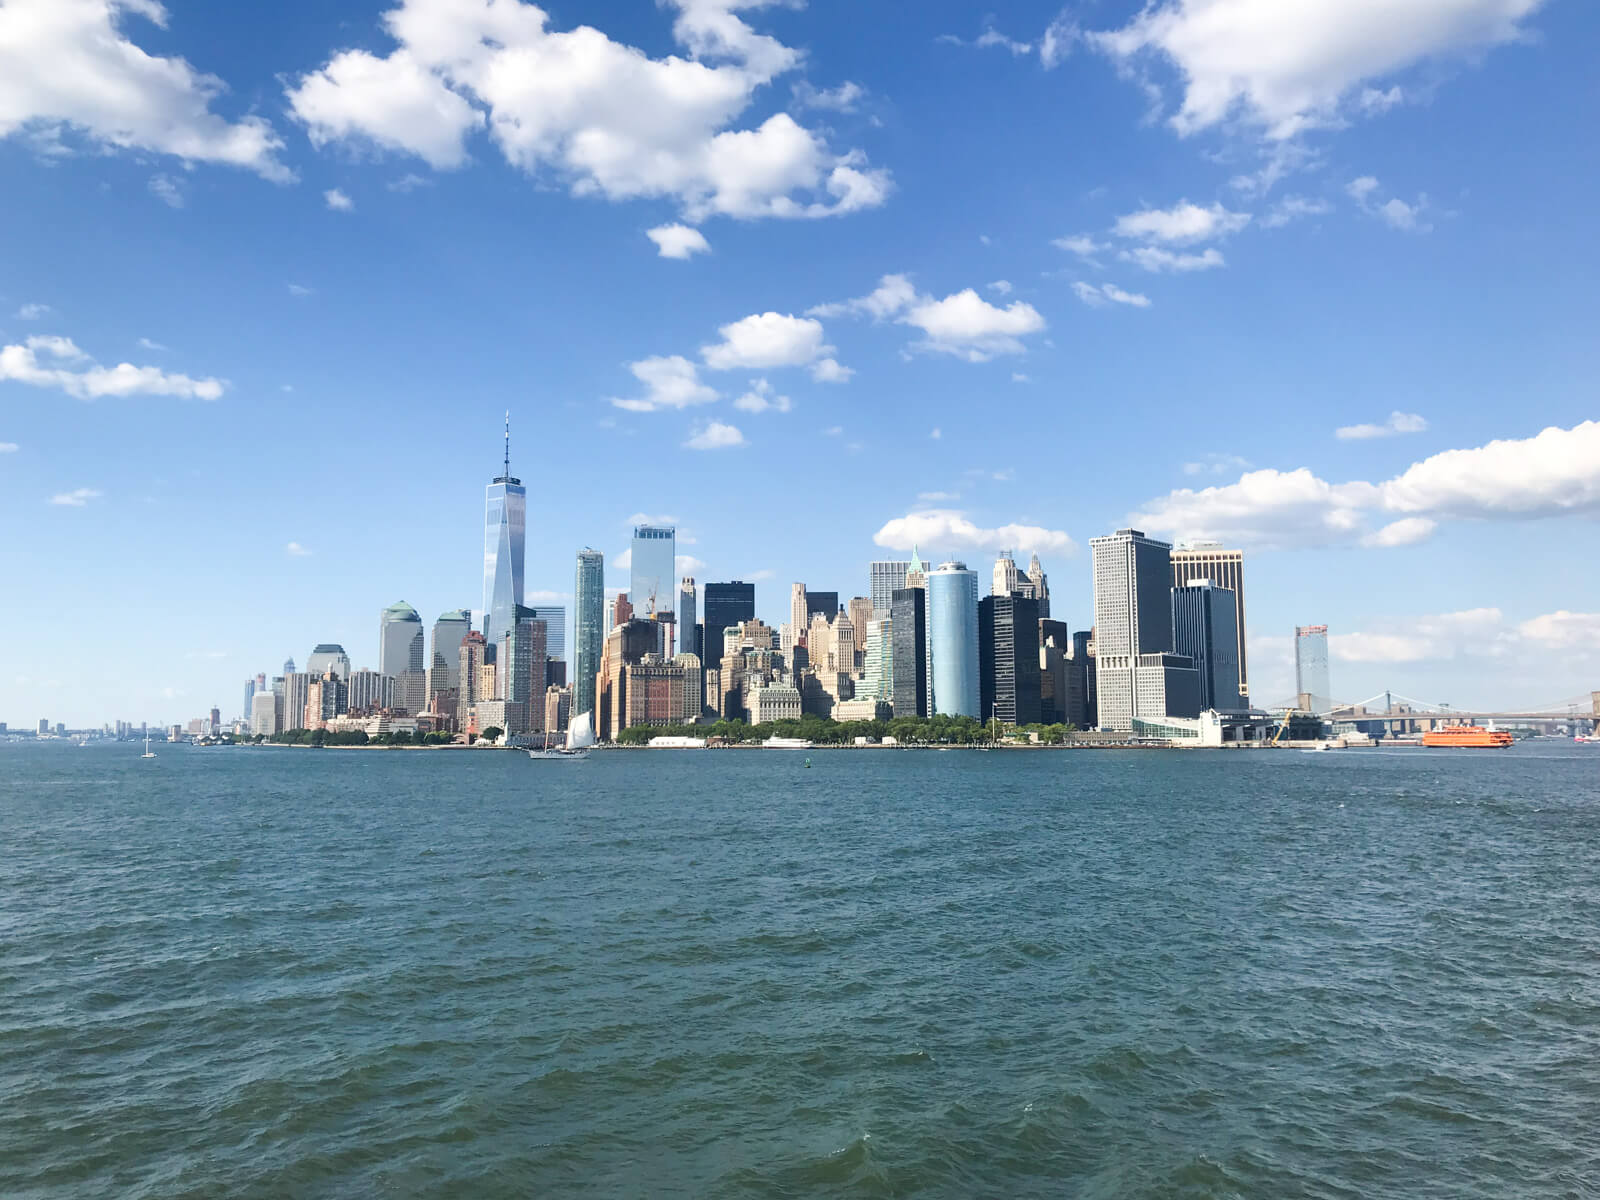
[1263,690,1600,733]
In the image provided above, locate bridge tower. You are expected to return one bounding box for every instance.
[1592,691,1599,718]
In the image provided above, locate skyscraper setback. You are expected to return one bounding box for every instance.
[482,414,526,655]
[1170,542,1248,698]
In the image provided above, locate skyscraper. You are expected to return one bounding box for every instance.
[281,671,311,732]
[522,606,566,665]
[457,631,487,729]
[1172,582,1243,712]
[869,561,910,617]
[630,525,676,619]
[848,596,872,665]
[789,583,808,642]
[573,548,604,719]
[805,591,839,621]
[1171,542,1248,698]
[992,551,1021,597]
[678,578,698,658]
[1027,553,1051,619]
[483,414,526,655]
[980,592,1042,725]
[1295,625,1332,714]
[379,601,426,715]
[861,616,894,703]
[1091,528,1198,732]
[502,614,548,734]
[306,644,351,681]
[703,581,756,672]
[428,610,472,706]
[929,562,980,718]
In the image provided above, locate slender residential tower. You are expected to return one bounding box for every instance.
[573,548,605,719]
[482,413,526,656]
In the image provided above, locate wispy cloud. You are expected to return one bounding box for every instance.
[324,188,354,212]
[50,487,102,507]
[286,541,312,556]
[1336,411,1428,440]
[684,421,745,450]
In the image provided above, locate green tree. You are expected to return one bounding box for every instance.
[481,726,504,744]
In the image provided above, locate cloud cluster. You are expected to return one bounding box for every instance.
[49,487,102,507]
[0,335,225,400]
[1331,606,1600,667]
[1337,411,1428,440]
[810,273,1046,362]
[1060,199,1249,279]
[286,0,890,225]
[873,508,1075,556]
[0,0,290,179]
[1132,419,1600,549]
[1089,0,1547,140]
[1347,176,1432,232]
[610,355,717,413]
[684,420,745,451]
[1072,281,1151,309]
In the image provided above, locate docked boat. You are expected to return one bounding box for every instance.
[1421,725,1513,748]
[528,712,594,761]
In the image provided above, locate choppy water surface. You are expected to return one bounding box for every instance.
[3,742,1598,1197]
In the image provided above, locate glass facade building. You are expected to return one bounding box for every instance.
[306,644,351,682]
[482,453,526,655]
[928,562,980,718]
[573,549,605,719]
[702,581,756,672]
[980,592,1042,726]
[1091,528,1192,733]
[380,601,427,715]
[1172,583,1242,712]
[678,579,698,658]
[630,525,676,619]
[1171,542,1249,698]
[522,606,566,664]
[1295,624,1332,714]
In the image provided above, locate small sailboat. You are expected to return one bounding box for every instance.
[527,711,593,761]
[141,735,157,759]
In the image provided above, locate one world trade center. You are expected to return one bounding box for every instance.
[482,413,525,656]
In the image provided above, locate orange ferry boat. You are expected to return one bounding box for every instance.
[1421,725,1514,748]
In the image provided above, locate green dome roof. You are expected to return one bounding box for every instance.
[383,601,421,621]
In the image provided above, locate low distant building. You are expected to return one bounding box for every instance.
[748,682,802,724]
[834,698,891,722]
[544,685,572,734]
[250,692,278,737]
[624,655,691,728]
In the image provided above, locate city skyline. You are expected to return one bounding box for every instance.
[3,1,1598,725]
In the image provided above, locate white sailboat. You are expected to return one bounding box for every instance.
[141,735,157,759]
[527,711,593,760]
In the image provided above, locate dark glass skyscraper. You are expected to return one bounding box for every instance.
[573,548,605,718]
[482,414,526,655]
[805,591,838,621]
[890,587,928,719]
[980,592,1042,726]
[702,581,755,672]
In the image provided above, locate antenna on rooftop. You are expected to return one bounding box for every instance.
[503,410,511,476]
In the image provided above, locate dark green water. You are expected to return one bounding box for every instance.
[3,742,1597,1198]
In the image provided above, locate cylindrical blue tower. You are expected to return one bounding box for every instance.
[928,562,980,718]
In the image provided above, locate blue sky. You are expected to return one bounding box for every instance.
[2,0,1597,726]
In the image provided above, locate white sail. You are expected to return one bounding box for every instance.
[566,712,596,750]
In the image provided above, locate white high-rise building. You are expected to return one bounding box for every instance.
[869,561,910,616]
[380,601,427,715]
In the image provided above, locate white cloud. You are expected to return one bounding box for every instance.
[917,491,960,502]
[0,335,225,400]
[1113,201,1251,244]
[1260,194,1333,228]
[810,273,1046,361]
[702,312,830,370]
[611,355,718,412]
[286,541,312,556]
[1347,175,1432,232]
[388,172,432,192]
[1072,281,1152,308]
[646,223,711,259]
[287,283,313,296]
[793,81,864,112]
[0,442,18,453]
[675,553,707,576]
[809,357,852,383]
[137,337,167,351]
[1517,611,1600,650]
[1332,608,1510,665]
[988,279,1013,295]
[1053,234,1108,263]
[1361,517,1437,547]
[732,378,791,414]
[15,303,51,320]
[1360,85,1405,114]
[807,273,918,320]
[1040,12,1080,68]
[1120,245,1226,273]
[626,512,679,527]
[1337,411,1428,440]
[900,289,1046,361]
[940,24,1034,55]
[874,509,1075,556]
[822,425,843,437]
[1379,420,1600,518]
[324,188,354,211]
[286,0,890,223]
[1133,419,1600,547]
[0,0,290,179]
[1183,453,1252,476]
[684,420,745,450]
[1089,0,1547,140]
[49,486,102,507]
[148,173,184,208]
[1011,373,1029,383]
